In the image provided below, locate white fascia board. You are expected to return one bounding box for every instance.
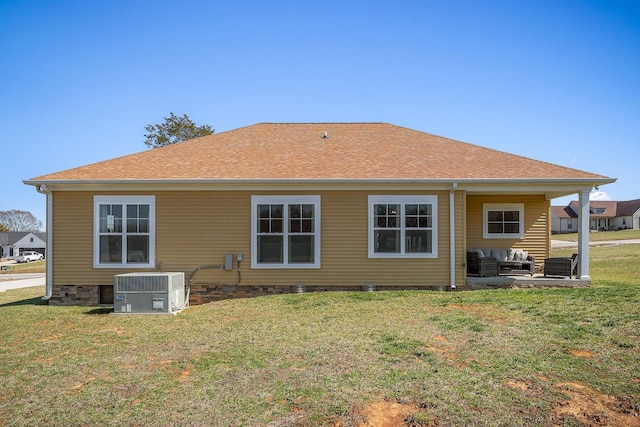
[24,177,616,193]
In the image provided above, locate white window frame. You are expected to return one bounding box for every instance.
[368,195,438,259]
[483,203,524,239]
[93,195,156,268]
[251,195,321,269]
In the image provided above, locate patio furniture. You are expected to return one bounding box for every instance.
[467,248,535,277]
[467,251,498,277]
[544,253,578,278]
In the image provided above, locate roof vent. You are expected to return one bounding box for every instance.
[323,132,328,139]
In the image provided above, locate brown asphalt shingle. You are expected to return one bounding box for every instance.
[30,123,609,181]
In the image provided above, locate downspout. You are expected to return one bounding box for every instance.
[35,185,53,300]
[450,183,457,290]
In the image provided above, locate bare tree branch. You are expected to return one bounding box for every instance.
[0,210,43,232]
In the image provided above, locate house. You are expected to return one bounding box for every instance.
[24,123,615,305]
[573,200,618,232]
[550,206,578,234]
[551,199,640,234]
[0,231,47,260]
[616,199,640,230]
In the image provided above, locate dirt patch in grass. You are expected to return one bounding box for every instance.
[553,382,640,426]
[506,379,531,391]
[568,349,596,358]
[352,400,435,427]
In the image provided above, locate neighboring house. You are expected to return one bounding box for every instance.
[24,123,615,305]
[550,206,578,235]
[615,199,640,230]
[0,231,47,259]
[551,199,640,234]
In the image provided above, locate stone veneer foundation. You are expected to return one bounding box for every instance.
[50,285,101,305]
[48,284,451,306]
[187,284,448,305]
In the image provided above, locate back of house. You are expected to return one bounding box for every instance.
[25,123,615,305]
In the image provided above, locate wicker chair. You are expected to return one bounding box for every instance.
[544,253,578,278]
[466,251,498,277]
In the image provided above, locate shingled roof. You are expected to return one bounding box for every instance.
[616,199,640,216]
[551,206,578,219]
[29,123,611,182]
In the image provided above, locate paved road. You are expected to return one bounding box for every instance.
[0,273,45,292]
[552,239,640,248]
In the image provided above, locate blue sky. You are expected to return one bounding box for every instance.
[1,0,638,228]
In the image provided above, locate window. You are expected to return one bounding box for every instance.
[251,195,320,268]
[94,196,155,268]
[368,195,438,258]
[567,219,573,230]
[483,203,524,239]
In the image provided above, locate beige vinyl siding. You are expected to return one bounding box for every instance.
[52,192,158,286]
[454,191,466,286]
[51,190,455,289]
[465,194,550,263]
[52,192,94,285]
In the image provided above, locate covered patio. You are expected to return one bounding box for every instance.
[463,189,597,289]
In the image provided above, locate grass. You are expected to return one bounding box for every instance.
[552,228,640,241]
[0,260,45,274]
[1,246,639,426]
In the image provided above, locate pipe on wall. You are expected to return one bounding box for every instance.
[35,184,52,300]
[450,183,457,290]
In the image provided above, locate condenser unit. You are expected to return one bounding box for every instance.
[114,272,185,314]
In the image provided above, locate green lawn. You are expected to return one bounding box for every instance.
[0,260,45,275]
[1,246,639,426]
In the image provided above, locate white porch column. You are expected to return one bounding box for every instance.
[577,189,590,280]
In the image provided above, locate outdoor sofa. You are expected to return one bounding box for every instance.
[467,248,535,277]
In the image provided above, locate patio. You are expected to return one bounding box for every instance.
[466,274,591,290]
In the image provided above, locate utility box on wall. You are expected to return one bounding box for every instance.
[114,272,185,314]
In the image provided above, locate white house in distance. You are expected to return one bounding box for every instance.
[0,231,47,259]
[551,199,640,234]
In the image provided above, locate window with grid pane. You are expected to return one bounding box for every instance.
[94,196,155,268]
[368,196,437,258]
[483,203,524,239]
[252,196,320,268]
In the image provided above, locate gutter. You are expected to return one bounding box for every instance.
[35,184,52,300]
[23,177,617,187]
[450,183,457,290]
[23,177,617,201]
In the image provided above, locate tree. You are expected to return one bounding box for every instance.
[0,210,42,232]
[143,112,214,148]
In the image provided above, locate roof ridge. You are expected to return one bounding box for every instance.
[253,122,391,125]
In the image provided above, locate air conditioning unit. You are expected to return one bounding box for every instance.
[114,272,185,314]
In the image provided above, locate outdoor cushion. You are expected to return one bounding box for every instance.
[468,248,530,263]
[492,249,509,262]
[472,248,485,258]
[511,249,528,262]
